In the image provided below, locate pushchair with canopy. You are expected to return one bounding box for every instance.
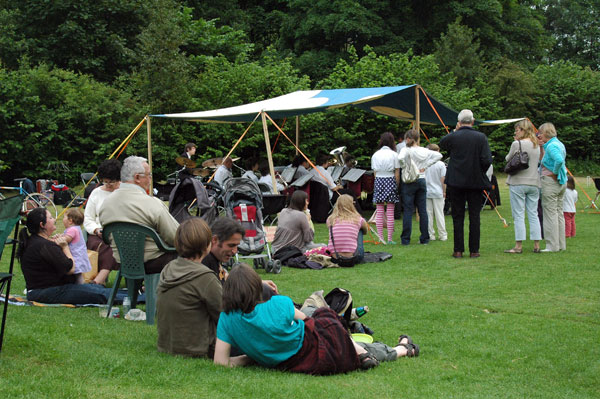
[223,178,281,274]
[168,177,218,225]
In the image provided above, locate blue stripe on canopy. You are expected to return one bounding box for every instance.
[151,85,522,126]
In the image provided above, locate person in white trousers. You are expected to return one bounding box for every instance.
[425,144,447,241]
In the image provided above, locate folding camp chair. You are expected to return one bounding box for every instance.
[586,177,600,210]
[0,194,24,353]
[102,222,176,325]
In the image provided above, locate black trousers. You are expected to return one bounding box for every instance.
[448,186,483,253]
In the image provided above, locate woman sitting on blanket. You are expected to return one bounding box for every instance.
[326,194,368,262]
[271,190,322,254]
[17,207,112,305]
[214,264,420,374]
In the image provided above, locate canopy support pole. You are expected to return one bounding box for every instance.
[295,116,300,155]
[146,115,153,196]
[415,85,421,144]
[261,111,279,194]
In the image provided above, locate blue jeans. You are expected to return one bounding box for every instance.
[509,185,541,241]
[27,283,117,305]
[401,178,429,245]
[356,230,365,261]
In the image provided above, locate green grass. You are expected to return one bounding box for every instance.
[1,176,599,398]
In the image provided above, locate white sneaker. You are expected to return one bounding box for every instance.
[540,248,558,253]
[440,237,448,241]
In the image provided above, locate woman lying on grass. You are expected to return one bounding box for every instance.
[214,264,419,375]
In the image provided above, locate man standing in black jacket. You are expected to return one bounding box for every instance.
[439,110,492,259]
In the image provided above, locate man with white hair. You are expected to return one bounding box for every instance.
[100,156,179,274]
[439,110,492,259]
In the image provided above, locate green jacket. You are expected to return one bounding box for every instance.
[156,257,222,358]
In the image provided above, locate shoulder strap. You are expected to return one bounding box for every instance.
[329,225,340,257]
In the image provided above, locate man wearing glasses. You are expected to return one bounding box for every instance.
[100,156,179,274]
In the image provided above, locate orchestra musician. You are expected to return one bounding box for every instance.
[213,157,233,187]
[310,153,342,200]
[178,142,197,180]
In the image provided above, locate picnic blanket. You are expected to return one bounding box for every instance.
[0,289,143,308]
[361,251,393,263]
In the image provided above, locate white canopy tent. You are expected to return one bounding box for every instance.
[147,85,523,193]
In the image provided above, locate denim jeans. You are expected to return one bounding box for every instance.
[509,184,541,241]
[401,178,429,245]
[356,230,365,261]
[27,283,114,305]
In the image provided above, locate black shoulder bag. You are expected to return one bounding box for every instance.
[504,140,529,175]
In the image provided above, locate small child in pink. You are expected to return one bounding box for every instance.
[61,208,92,284]
[563,176,578,237]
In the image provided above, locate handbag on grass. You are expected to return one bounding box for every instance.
[504,140,529,175]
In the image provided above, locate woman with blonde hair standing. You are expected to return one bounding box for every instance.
[504,119,542,253]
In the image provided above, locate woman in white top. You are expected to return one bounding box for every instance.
[371,132,400,244]
[398,130,442,245]
[504,119,542,253]
[83,159,121,285]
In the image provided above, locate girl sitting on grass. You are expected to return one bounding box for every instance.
[213,264,419,374]
[326,194,368,263]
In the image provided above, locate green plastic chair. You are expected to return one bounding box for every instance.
[0,194,24,353]
[102,222,176,325]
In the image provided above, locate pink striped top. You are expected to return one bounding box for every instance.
[327,218,365,254]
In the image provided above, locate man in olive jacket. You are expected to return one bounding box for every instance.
[439,109,492,259]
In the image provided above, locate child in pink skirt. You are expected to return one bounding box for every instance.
[563,176,578,237]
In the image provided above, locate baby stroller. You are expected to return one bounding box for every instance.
[223,178,281,274]
[169,177,217,225]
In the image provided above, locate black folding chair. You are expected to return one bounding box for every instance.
[0,194,24,353]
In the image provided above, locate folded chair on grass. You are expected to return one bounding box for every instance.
[102,222,176,325]
[0,195,24,353]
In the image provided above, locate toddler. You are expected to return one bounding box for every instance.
[563,176,578,237]
[60,208,92,284]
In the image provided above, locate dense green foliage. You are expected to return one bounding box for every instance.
[1,0,599,184]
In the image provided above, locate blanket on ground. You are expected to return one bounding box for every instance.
[0,289,143,308]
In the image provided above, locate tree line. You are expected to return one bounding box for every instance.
[1,0,599,185]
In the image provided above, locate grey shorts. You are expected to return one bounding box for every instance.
[357,341,398,362]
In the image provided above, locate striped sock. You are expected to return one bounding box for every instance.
[376,203,385,241]
[386,203,395,242]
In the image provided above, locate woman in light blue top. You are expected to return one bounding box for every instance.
[538,122,567,252]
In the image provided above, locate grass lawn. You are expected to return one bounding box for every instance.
[1,176,598,398]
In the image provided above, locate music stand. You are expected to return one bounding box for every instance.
[341,168,366,183]
[290,174,313,188]
[280,167,297,184]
